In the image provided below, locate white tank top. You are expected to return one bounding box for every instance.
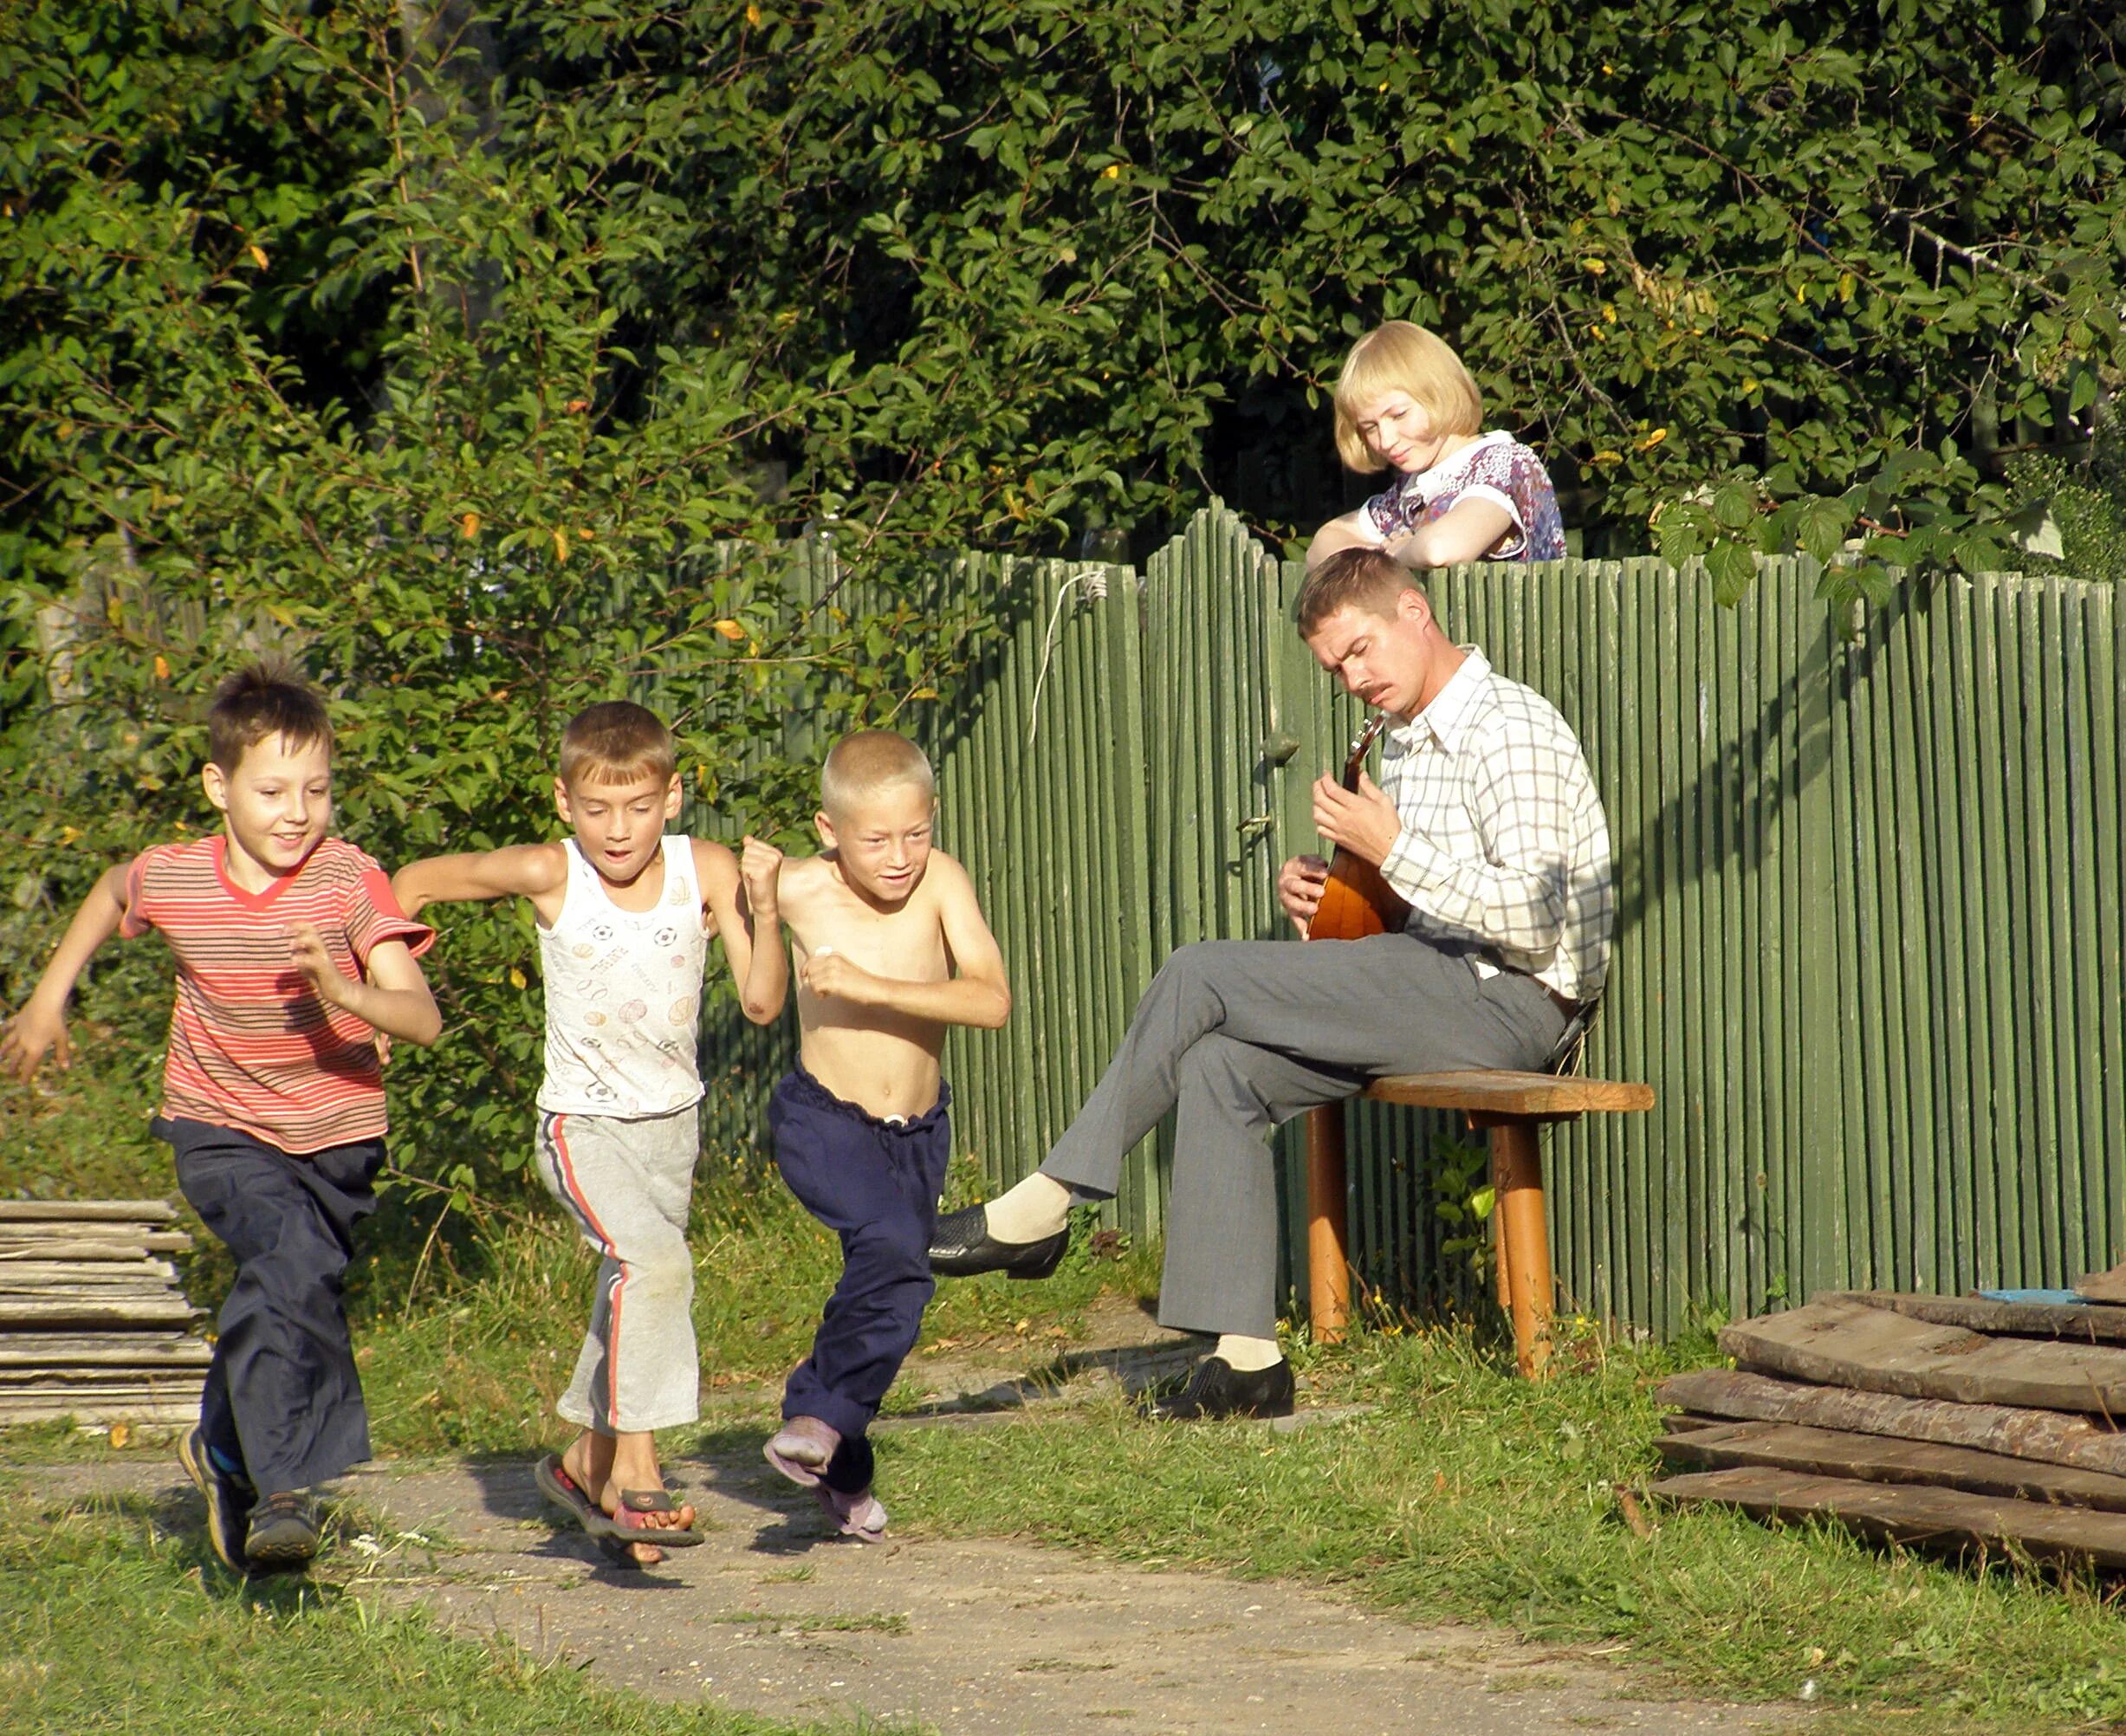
[535,837,710,1117]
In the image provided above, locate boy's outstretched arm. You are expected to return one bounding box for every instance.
[0,863,130,1081]
[800,853,1011,1030]
[289,930,443,1047]
[392,844,567,918]
[696,837,788,1025]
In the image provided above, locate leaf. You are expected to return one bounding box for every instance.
[1705,537,1759,605]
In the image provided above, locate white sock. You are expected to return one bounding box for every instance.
[1215,1333,1283,1372]
[982,1172,1072,1243]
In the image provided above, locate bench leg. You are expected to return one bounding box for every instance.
[1483,1117,1552,1379]
[1488,1137,1512,1315]
[1304,1103,1350,1345]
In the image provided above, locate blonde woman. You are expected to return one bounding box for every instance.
[1306,321,1565,571]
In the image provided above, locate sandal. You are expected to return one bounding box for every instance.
[611,1487,703,1547]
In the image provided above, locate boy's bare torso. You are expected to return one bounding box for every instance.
[778,855,953,1120]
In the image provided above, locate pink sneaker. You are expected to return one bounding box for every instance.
[815,1482,888,1543]
[764,1415,839,1487]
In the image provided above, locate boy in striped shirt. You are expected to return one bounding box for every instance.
[2,662,439,1575]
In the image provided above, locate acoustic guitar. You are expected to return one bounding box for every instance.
[1307,712,1410,941]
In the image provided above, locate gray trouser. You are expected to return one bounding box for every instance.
[1041,934,1567,1339]
[535,1104,702,1434]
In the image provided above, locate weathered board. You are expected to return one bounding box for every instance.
[0,1202,177,1222]
[2076,1264,2126,1305]
[1656,1369,2126,1478]
[1655,1420,2126,1512]
[1651,1465,2126,1568]
[1721,1299,2126,1414]
[1818,1290,2126,1347]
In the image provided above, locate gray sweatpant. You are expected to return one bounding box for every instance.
[535,1104,702,1434]
[1041,934,1568,1339]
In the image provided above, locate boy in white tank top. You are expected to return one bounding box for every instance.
[393,703,786,1566]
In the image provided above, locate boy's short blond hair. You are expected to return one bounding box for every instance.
[559,701,676,788]
[1332,321,1485,473]
[820,730,934,819]
[208,659,333,774]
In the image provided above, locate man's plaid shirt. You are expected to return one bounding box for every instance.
[1375,647,1613,1004]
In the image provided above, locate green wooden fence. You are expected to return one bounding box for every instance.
[697,507,2124,1338]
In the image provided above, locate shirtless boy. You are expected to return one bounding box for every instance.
[762,729,1010,1540]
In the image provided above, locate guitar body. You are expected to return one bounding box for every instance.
[1308,713,1410,942]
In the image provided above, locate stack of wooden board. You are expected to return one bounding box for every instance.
[0,1200,209,1426]
[1651,1288,2126,1569]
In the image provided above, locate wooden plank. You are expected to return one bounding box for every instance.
[0,1261,178,1283]
[1822,1289,2126,1345]
[1363,1070,1656,1117]
[0,1331,208,1356]
[0,1344,211,1368]
[0,1202,177,1223]
[1656,1419,2126,1512]
[1721,1298,2126,1414]
[0,1398,201,1425]
[2075,1263,2126,1305]
[0,1299,198,1327]
[0,1367,206,1388]
[1650,1464,2126,1568]
[0,1240,189,1261]
[1656,1369,2126,1478]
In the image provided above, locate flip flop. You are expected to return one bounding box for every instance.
[535,1454,613,1537]
[612,1487,703,1547]
[536,1456,701,1563]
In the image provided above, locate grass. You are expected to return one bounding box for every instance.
[9,1055,2126,1732]
[853,1320,2126,1733]
[0,1482,908,1736]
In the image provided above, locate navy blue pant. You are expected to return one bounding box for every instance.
[159,1116,384,1493]
[771,1069,950,1490]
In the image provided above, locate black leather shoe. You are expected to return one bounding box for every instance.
[1140,1356,1296,1421]
[927,1205,1068,1279]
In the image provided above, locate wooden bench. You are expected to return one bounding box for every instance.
[1304,1071,1655,1376]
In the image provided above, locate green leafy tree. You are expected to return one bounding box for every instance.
[5,0,2122,1195]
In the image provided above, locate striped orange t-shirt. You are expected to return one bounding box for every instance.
[119,836,434,1155]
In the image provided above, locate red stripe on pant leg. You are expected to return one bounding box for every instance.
[548,1112,629,1428]
[607,1263,625,1428]
[545,1113,616,1251]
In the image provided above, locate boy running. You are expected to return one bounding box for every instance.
[762,729,1009,1541]
[2,661,441,1574]
[392,702,785,1566]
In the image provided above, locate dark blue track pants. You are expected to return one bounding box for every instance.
[159,1116,384,1493]
[770,1068,950,1486]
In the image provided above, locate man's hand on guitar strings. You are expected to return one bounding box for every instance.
[1312,771,1402,868]
[1277,853,1329,936]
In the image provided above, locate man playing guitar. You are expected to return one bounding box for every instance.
[930,547,1613,1419]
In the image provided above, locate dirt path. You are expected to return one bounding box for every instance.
[54,1448,1790,1736]
[41,1305,1800,1736]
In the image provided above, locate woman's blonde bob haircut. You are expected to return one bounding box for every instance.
[1332,321,1485,474]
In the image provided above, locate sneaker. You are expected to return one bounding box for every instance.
[244,1489,323,1574]
[176,1427,254,1573]
[814,1482,889,1543]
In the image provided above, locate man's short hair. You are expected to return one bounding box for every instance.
[1293,547,1429,637]
[1332,321,1485,474]
[559,701,677,788]
[207,658,333,774]
[820,729,934,819]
